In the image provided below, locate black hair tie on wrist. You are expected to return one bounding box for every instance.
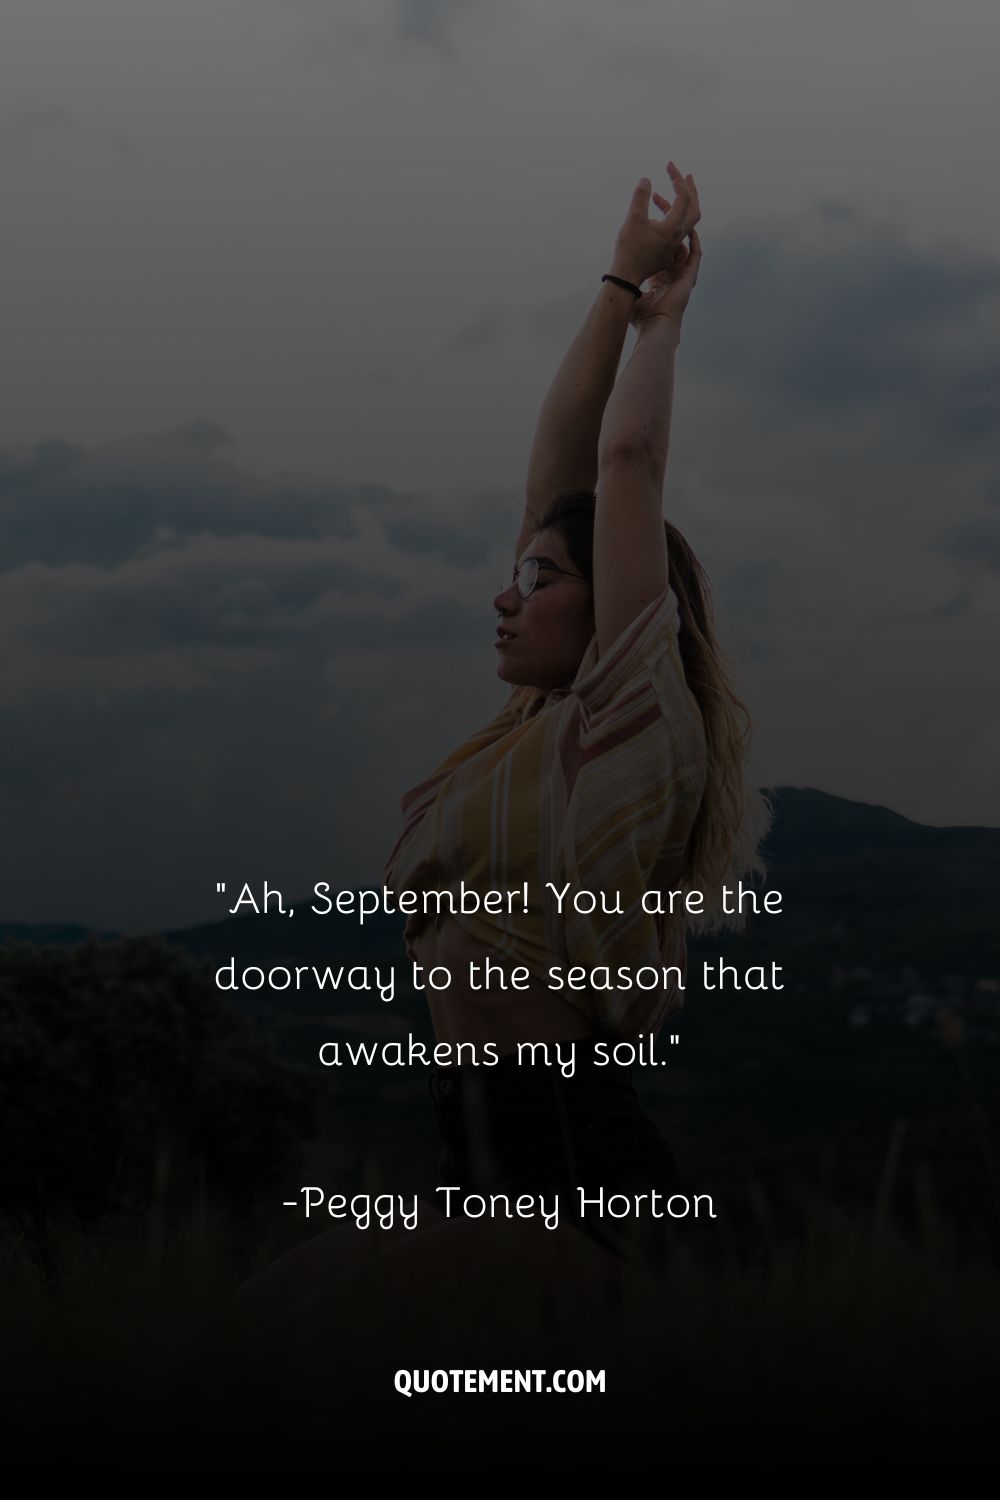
[602,273,643,298]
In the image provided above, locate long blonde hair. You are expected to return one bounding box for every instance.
[662,519,773,933]
[536,492,773,933]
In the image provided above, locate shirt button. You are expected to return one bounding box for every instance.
[439,1078,454,1096]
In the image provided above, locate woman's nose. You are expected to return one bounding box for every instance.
[494,580,520,614]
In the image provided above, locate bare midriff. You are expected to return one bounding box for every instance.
[411,915,601,1057]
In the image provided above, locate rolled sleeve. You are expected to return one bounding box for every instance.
[572,586,682,715]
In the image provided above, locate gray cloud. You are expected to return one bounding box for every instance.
[447,208,1000,466]
[0,434,503,656]
[937,517,1000,569]
[0,424,515,929]
[266,0,481,72]
[0,105,76,151]
[0,425,362,574]
[923,590,973,620]
[396,0,475,48]
[557,17,721,95]
[0,103,134,160]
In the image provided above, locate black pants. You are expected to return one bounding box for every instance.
[427,1039,698,1266]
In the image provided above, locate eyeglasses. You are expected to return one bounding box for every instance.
[503,558,589,600]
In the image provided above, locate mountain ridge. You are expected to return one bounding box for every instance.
[4,785,997,949]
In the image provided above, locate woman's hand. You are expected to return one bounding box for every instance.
[629,224,702,335]
[609,161,700,288]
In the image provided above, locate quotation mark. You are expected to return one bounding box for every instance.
[217,882,225,893]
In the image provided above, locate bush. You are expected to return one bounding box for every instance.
[0,935,319,1232]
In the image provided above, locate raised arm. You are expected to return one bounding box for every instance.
[516,164,697,558]
[593,202,702,657]
[517,277,638,557]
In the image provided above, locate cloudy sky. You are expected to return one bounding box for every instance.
[2,0,999,932]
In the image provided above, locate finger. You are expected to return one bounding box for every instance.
[651,190,672,217]
[630,176,652,215]
[669,168,698,220]
[666,162,692,203]
[681,227,703,279]
[659,167,691,225]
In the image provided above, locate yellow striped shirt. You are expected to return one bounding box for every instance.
[383,585,707,1038]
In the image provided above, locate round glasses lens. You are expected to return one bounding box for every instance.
[516,558,539,598]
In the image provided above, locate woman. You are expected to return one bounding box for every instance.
[235,164,769,1328]
[381,162,769,1277]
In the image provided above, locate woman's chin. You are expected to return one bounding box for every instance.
[496,659,530,688]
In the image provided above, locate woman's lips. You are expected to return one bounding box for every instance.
[495,628,516,649]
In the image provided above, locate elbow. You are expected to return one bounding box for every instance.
[602,434,648,464]
[597,433,653,469]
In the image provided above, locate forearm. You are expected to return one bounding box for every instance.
[527,263,642,495]
[597,318,681,487]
